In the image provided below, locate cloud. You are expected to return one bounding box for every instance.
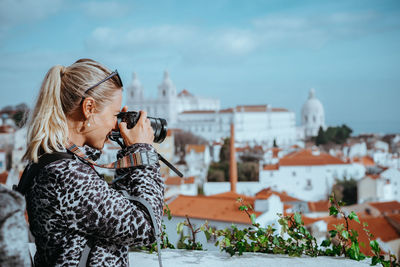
[85,9,400,63]
[81,0,132,18]
[250,10,397,47]
[0,0,64,42]
[86,24,258,59]
[0,0,63,27]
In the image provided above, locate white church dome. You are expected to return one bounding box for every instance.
[301,88,325,137]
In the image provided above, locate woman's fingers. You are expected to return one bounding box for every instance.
[118,110,154,146]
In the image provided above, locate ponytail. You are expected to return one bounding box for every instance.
[23,59,122,162]
[23,65,68,162]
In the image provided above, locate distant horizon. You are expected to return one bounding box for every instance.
[0,0,399,135]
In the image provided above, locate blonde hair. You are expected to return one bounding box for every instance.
[23,59,122,162]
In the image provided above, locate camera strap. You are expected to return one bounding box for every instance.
[67,141,183,177]
[67,141,159,169]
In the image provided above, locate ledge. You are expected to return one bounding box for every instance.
[129,249,372,267]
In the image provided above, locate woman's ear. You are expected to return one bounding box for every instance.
[81,97,96,119]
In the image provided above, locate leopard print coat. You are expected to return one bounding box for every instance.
[25,143,165,266]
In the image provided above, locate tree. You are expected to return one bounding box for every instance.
[12,110,28,128]
[174,130,207,156]
[273,138,278,148]
[219,138,230,163]
[316,126,328,146]
[315,125,353,146]
[238,162,259,181]
[332,178,357,205]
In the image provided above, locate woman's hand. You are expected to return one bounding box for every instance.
[119,109,154,146]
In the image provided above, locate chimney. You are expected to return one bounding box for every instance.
[230,123,238,192]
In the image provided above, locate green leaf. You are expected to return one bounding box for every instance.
[224,237,231,247]
[176,222,184,234]
[250,213,256,225]
[329,206,339,216]
[329,230,338,238]
[341,230,349,240]
[371,256,380,265]
[370,240,380,253]
[321,239,331,247]
[348,211,360,223]
[204,230,211,241]
[294,212,302,225]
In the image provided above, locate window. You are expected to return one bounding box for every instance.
[163,90,166,97]
[270,172,274,177]
[313,116,316,123]
[292,171,296,177]
[305,179,312,190]
[304,116,308,123]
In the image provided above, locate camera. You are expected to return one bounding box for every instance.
[109,111,168,144]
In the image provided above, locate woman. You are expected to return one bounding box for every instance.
[23,59,164,266]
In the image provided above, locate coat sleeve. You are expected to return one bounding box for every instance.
[112,143,165,235]
[52,143,164,246]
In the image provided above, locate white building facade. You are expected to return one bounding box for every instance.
[125,71,305,145]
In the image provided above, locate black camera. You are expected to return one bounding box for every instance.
[109,111,168,144]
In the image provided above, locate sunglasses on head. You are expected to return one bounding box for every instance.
[83,70,123,97]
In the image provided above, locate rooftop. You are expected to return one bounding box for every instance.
[255,188,301,202]
[279,149,348,166]
[167,192,260,224]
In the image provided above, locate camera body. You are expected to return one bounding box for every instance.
[109,111,168,144]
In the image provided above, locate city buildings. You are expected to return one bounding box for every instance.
[125,71,325,146]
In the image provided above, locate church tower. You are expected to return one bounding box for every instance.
[158,71,177,99]
[126,72,143,109]
[301,88,326,137]
[156,70,177,125]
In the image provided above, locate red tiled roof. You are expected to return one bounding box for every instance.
[235,105,267,112]
[210,191,256,202]
[0,125,15,133]
[369,201,400,215]
[353,156,375,166]
[255,188,301,202]
[219,108,234,113]
[263,164,279,170]
[280,149,347,166]
[386,214,400,225]
[177,89,193,97]
[186,144,206,153]
[0,171,8,184]
[270,108,289,112]
[327,216,400,256]
[167,194,260,224]
[165,176,195,185]
[308,200,330,212]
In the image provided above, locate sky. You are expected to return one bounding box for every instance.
[0,0,399,135]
